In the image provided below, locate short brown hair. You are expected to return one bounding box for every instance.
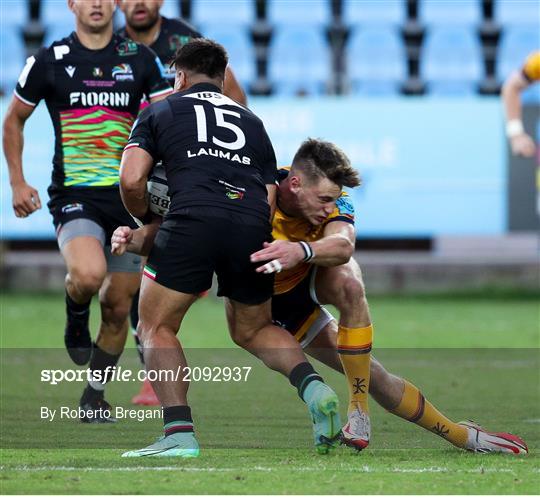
[173,38,228,79]
[291,138,360,188]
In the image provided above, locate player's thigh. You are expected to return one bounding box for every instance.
[61,235,107,286]
[217,217,274,305]
[225,298,273,341]
[138,276,198,335]
[145,215,215,295]
[314,258,366,305]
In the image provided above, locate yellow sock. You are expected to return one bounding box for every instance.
[337,324,373,414]
[390,380,468,448]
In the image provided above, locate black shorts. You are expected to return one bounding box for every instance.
[271,267,334,347]
[48,187,138,241]
[145,210,274,305]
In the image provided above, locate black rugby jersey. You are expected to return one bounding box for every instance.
[126,83,277,222]
[117,16,201,82]
[14,33,171,191]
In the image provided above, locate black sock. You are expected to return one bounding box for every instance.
[163,406,194,436]
[66,290,90,319]
[81,384,104,404]
[88,342,121,386]
[130,289,140,330]
[289,362,323,400]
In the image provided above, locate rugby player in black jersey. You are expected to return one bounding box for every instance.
[113,137,529,456]
[116,0,247,405]
[117,0,246,104]
[2,0,171,423]
[118,39,341,457]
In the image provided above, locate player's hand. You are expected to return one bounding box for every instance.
[111,226,133,256]
[11,181,41,218]
[510,133,536,157]
[250,240,306,274]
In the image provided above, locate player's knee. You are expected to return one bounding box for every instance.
[69,267,104,296]
[100,298,130,330]
[333,275,366,311]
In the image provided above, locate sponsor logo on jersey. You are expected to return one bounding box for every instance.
[220,180,246,200]
[93,67,103,78]
[69,91,130,107]
[53,45,70,60]
[168,34,191,52]
[65,65,76,78]
[61,203,83,214]
[187,147,251,165]
[116,40,138,56]
[112,63,134,81]
[183,91,244,109]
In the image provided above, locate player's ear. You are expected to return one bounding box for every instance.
[67,0,75,13]
[289,175,302,193]
[174,70,186,92]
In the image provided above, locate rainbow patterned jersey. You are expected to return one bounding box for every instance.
[14,33,170,192]
[522,50,540,82]
[273,168,355,295]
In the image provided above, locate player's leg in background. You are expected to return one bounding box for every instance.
[130,286,161,405]
[314,259,372,448]
[78,269,140,422]
[225,298,341,453]
[122,275,200,457]
[61,234,107,365]
[307,322,527,454]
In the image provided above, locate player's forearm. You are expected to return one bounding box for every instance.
[120,167,150,219]
[121,186,149,219]
[502,72,528,122]
[310,234,355,267]
[3,114,26,187]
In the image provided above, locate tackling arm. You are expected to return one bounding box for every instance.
[250,220,355,273]
[309,220,355,267]
[2,97,41,218]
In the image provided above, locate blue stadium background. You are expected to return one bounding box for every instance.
[1,0,539,240]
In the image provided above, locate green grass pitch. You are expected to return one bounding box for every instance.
[1,291,539,494]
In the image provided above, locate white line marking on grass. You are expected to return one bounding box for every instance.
[0,465,518,474]
[523,418,540,423]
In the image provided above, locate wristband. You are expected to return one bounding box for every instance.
[506,119,525,138]
[298,241,314,262]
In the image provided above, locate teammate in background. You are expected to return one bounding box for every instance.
[113,138,529,455]
[118,39,341,457]
[117,0,247,404]
[2,0,171,422]
[502,50,540,216]
[117,0,247,104]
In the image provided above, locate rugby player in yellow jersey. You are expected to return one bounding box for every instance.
[502,50,540,216]
[111,138,528,454]
[502,50,539,158]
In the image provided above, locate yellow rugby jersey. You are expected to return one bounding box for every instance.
[522,51,540,82]
[273,168,355,295]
